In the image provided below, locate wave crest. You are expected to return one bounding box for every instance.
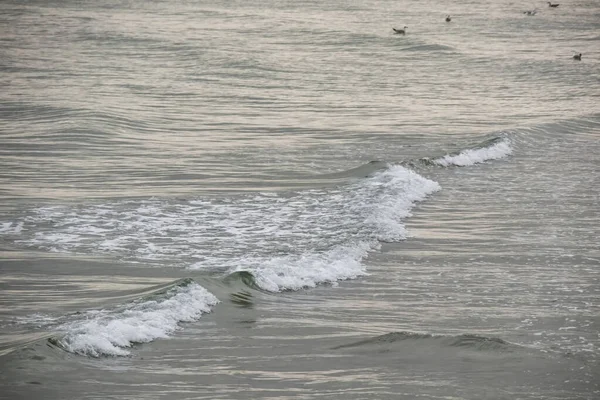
[233,165,440,292]
[57,279,219,357]
[334,331,518,352]
[432,138,512,167]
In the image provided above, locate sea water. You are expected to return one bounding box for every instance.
[0,0,598,399]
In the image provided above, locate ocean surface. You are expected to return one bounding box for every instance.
[1,0,599,399]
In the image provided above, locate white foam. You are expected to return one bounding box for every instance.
[15,313,60,328]
[59,282,219,357]
[252,241,374,292]
[241,165,441,292]
[3,165,440,292]
[361,165,442,242]
[0,221,23,234]
[433,139,512,167]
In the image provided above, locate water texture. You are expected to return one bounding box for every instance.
[0,0,599,399]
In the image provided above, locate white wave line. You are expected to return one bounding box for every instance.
[433,139,512,167]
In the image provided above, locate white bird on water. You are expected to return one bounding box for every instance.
[393,26,407,35]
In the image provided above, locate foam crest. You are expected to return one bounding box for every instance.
[251,241,373,292]
[361,165,441,242]
[0,221,23,234]
[58,282,219,357]
[433,138,512,167]
[240,165,441,292]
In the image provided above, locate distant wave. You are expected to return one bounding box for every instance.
[430,137,512,167]
[54,278,219,357]
[333,331,519,352]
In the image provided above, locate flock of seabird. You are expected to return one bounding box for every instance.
[393,3,584,61]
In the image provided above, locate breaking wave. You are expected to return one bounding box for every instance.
[432,137,512,167]
[55,278,219,357]
[1,164,440,292]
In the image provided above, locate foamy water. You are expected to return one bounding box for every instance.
[5,164,441,293]
[58,281,219,357]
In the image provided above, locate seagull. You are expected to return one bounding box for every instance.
[446,15,451,22]
[524,9,537,15]
[393,26,407,35]
[573,53,582,60]
[547,2,559,7]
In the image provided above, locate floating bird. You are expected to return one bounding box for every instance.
[446,15,451,22]
[393,26,407,35]
[524,9,537,16]
[573,53,582,60]
[547,2,559,7]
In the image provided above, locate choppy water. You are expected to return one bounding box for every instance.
[1,0,599,399]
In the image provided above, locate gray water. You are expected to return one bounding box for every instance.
[1,0,599,399]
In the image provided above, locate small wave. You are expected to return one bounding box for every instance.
[223,270,262,291]
[333,331,433,349]
[448,334,514,351]
[431,137,512,167]
[56,279,219,357]
[333,331,518,352]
